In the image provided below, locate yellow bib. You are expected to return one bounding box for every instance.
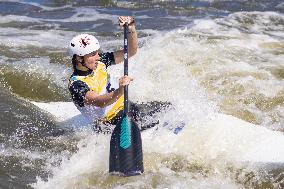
[70,62,124,121]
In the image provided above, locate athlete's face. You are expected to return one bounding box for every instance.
[83,50,100,70]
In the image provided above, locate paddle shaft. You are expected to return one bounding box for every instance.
[109,24,144,176]
[123,24,129,114]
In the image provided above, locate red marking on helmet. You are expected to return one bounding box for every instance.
[79,36,90,48]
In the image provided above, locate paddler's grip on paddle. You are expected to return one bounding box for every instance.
[119,75,133,87]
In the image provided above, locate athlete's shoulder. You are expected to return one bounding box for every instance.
[69,74,86,86]
[69,79,88,91]
[99,52,115,68]
[70,75,79,82]
[68,80,90,107]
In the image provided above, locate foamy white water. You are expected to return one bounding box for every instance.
[32,11,284,188]
[1,1,284,188]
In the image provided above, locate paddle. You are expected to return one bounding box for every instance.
[109,24,144,176]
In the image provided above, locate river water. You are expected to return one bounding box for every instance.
[0,0,284,188]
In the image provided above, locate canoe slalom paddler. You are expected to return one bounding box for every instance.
[67,16,169,133]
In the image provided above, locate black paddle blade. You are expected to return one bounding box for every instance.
[109,115,144,176]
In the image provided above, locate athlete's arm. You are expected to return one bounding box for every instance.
[84,75,133,108]
[84,87,123,108]
[113,16,137,64]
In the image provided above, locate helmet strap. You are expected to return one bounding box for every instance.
[74,56,91,72]
[81,59,93,71]
[76,62,90,72]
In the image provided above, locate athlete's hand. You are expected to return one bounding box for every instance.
[119,75,133,87]
[118,16,135,27]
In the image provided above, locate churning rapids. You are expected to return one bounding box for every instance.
[0,1,284,189]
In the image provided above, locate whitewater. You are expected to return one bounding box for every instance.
[0,1,283,189]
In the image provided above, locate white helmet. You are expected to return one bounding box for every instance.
[68,34,100,57]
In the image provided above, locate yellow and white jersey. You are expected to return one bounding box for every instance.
[69,59,124,122]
